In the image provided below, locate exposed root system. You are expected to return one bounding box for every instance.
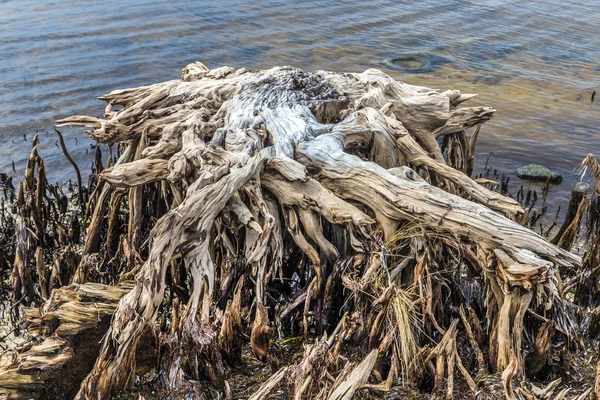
[1,63,599,400]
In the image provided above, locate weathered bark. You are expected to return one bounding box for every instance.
[423,319,477,399]
[327,349,378,400]
[76,153,267,398]
[573,155,600,308]
[459,305,486,373]
[596,353,600,400]
[0,283,131,400]
[552,182,589,250]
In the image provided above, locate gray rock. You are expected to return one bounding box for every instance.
[516,164,562,183]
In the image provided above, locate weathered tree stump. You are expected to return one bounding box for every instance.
[50,63,582,399]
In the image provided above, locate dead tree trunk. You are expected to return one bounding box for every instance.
[55,63,580,399]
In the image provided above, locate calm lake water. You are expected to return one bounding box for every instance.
[0,0,599,216]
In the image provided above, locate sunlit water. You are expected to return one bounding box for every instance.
[1,0,599,219]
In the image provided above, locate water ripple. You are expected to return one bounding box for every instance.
[0,0,598,210]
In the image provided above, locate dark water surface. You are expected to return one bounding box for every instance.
[1,0,599,212]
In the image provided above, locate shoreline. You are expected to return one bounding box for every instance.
[0,63,597,400]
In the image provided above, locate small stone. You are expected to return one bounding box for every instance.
[516,164,562,183]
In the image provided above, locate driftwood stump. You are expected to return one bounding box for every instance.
[54,63,581,399]
[0,283,132,399]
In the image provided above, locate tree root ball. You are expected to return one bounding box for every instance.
[37,63,581,400]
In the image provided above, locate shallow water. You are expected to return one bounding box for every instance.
[0,0,599,213]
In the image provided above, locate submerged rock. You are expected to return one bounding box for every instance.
[517,164,562,183]
[381,53,449,73]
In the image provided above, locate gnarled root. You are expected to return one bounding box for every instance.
[53,63,582,399]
